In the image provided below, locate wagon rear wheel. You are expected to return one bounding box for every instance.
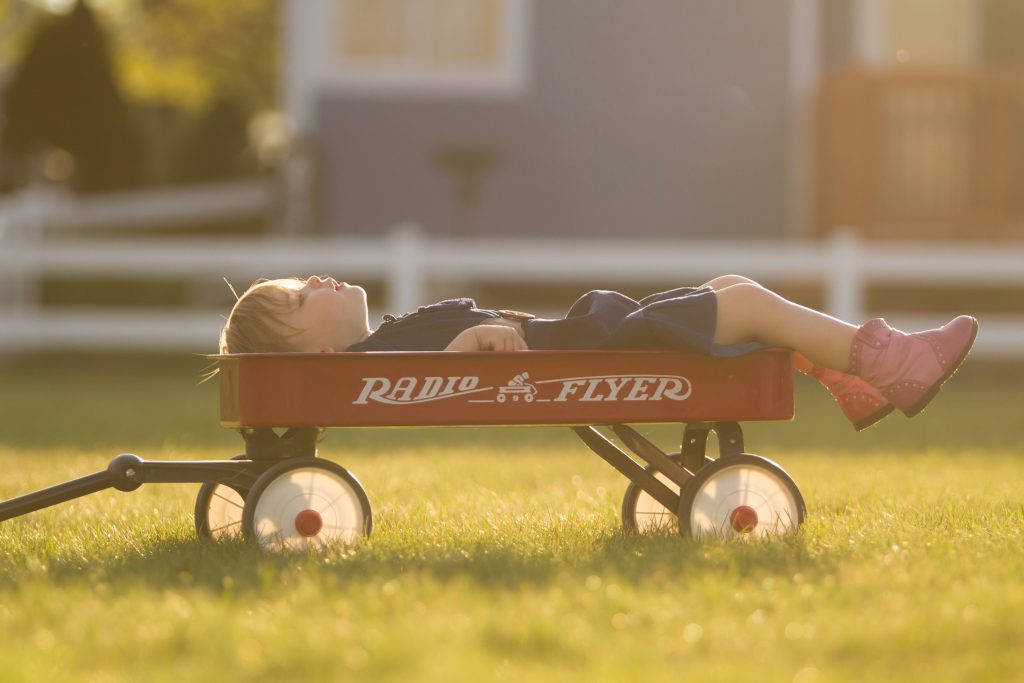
[677,454,805,539]
[242,458,372,551]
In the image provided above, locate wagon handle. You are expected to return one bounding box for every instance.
[0,454,274,523]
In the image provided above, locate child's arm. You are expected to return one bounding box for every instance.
[444,324,529,352]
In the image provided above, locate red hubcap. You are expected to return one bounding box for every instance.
[295,509,323,537]
[729,505,758,533]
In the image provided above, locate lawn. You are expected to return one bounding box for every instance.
[0,355,1022,682]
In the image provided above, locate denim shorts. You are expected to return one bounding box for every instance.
[523,287,765,357]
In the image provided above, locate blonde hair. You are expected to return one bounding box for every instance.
[218,279,301,354]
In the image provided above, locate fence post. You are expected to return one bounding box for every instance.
[280,141,314,234]
[387,224,425,314]
[0,196,11,307]
[4,186,56,314]
[825,227,865,323]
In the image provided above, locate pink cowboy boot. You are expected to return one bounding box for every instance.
[794,354,894,431]
[809,367,894,431]
[849,316,979,417]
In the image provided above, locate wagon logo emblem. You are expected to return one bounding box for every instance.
[353,372,692,405]
[496,372,537,403]
[353,375,484,405]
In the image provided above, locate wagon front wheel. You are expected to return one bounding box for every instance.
[242,458,372,551]
[677,454,805,539]
[194,454,250,540]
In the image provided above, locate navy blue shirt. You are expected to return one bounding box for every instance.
[346,288,764,357]
[346,298,501,352]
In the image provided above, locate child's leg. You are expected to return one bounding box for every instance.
[713,282,978,418]
[700,274,762,291]
[713,283,857,371]
[702,277,861,379]
[704,274,856,370]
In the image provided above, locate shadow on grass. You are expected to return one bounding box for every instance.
[7,527,842,595]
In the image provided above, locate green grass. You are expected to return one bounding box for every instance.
[1,355,1023,682]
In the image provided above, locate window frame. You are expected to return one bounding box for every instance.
[324,0,532,98]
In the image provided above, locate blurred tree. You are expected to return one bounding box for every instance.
[1,0,278,191]
[0,1,42,70]
[116,0,278,114]
[113,0,279,185]
[172,94,255,183]
[1,0,141,192]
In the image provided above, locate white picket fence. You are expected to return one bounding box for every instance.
[1,184,1023,356]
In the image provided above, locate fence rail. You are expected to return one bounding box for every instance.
[2,222,1023,356]
[0,181,275,234]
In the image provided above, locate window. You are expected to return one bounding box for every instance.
[330,0,530,96]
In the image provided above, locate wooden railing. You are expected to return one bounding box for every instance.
[816,68,1024,240]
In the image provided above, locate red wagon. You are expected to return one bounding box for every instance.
[0,349,805,550]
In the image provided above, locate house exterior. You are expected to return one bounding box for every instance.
[282,0,1024,241]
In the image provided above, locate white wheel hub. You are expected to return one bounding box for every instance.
[687,464,801,539]
[250,466,367,550]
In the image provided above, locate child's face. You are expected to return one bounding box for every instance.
[270,276,370,351]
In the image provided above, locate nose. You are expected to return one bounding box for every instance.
[306,275,324,288]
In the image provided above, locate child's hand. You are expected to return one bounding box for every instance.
[445,324,529,352]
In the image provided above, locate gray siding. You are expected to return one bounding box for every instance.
[317,1,791,239]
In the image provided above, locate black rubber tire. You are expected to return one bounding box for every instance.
[676,453,805,539]
[194,454,250,540]
[242,458,372,550]
[621,452,713,534]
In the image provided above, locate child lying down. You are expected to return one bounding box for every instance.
[219,274,978,431]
